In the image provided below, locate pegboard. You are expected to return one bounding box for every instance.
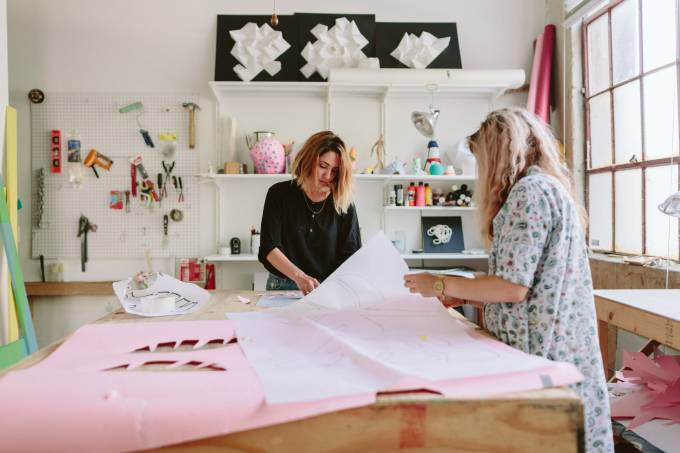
[31,93,200,260]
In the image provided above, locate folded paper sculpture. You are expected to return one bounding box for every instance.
[230,22,291,82]
[391,31,450,69]
[300,17,379,79]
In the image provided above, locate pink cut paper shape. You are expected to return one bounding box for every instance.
[610,350,680,429]
[0,319,582,452]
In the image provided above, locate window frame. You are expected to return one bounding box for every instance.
[582,0,680,258]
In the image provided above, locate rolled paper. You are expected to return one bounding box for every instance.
[535,25,556,124]
[527,33,544,115]
[140,294,176,314]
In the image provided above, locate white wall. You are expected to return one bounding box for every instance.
[8,0,547,345]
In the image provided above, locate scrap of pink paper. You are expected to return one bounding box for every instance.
[0,319,582,451]
[611,351,680,429]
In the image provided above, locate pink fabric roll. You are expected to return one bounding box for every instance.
[527,33,544,114]
[535,24,556,124]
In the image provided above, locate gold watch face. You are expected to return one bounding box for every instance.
[433,279,444,295]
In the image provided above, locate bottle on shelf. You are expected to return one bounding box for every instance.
[407,182,416,207]
[415,182,425,207]
[424,183,432,206]
[395,184,404,206]
[386,185,396,206]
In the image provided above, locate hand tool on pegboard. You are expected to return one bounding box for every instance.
[77,214,97,272]
[182,102,200,149]
[119,102,154,148]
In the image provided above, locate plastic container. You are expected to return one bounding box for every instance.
[407,182,416,207]
[415,182,425,207]
[395,184,404,206]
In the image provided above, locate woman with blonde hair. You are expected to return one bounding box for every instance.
[404,108,613,452]
[259,131,360,295]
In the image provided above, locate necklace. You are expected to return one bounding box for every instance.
[303,191,327,219]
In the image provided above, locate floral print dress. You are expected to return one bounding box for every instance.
[484,166,614,453]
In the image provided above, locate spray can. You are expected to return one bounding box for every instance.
[425,183,432,206]
[395,184,404,206]
[387,186,396,206]
[415,181,425,207]
[407,182,416,207]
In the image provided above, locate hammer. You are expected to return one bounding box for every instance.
[182,102,200,149]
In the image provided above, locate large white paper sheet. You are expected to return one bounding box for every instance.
[256,292,302,308]
[113,273,210,317]
[290,231,410,313]
[229,232,569,403]
[231,295,552,403]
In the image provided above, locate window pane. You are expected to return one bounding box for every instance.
[614,169,642,254]
[643,67,679,159]
[642,0,677,72]
[589,92,613,167]
[612,0,640,84]
[613,80,642,164]
[587,14,611,95]
[645,165,680,259]
[588,172,613,250]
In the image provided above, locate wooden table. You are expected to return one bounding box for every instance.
[595,289,680,379]
[4,290,583,452]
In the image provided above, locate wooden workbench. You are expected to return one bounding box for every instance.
[4,290,583,452]
[595,289,680,379]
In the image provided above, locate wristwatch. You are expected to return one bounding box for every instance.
[433,276,445,296]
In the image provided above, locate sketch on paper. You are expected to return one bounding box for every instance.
[229,232,566,404]
[112,272,210,317]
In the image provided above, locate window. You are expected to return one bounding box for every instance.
[584,0,679,259]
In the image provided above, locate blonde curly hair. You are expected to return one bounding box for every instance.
[468,107,585,244]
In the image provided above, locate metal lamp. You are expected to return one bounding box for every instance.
[657,191,680,288]
[658,192,680,218]
[411,84,440,138]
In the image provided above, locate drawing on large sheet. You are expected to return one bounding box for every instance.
[306,272,386,309]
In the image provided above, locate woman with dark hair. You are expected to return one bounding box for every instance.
[258,131,361,295]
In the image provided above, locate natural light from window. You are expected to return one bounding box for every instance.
[584,0,678,259]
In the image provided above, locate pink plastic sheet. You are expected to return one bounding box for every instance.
[0,319,582,451]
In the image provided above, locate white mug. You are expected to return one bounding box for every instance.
[219,246,231,256]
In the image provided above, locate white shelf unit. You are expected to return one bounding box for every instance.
[383,206,476,212]
[204,253,258,262]
[204,252,488,262]
[198,173,477,182]
[205,70,524,286]
[402,253,489,260]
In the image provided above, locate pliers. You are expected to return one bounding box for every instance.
[161,160,175,199]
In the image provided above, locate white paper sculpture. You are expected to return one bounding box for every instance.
[300,17,379,79]
[390,31,450,69]
[446,138,477,176]
[229,22,291,82]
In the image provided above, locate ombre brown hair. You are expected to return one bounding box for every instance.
[291,131,354,214]
[469,107,586,245]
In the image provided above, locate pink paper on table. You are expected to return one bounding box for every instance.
[0,320,375,452]
[0,317,582,451]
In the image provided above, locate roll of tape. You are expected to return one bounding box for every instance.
[140,294,176,314]
[170,209,183,222]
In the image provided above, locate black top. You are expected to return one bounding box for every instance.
[258,180,361,281]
